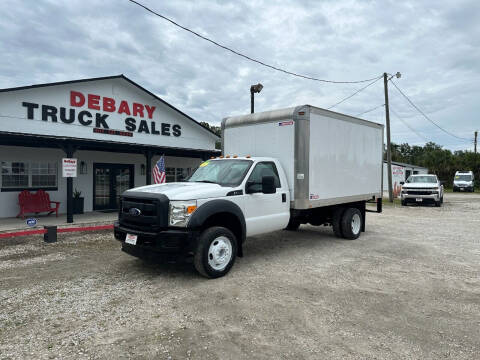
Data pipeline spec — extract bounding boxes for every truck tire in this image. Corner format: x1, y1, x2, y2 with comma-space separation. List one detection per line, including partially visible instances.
194, 226, 237, 279
285, 218, 301, 231
340, 208, 362, 240
401, 200, 406, 206
332, 207, 345, 238
435, 199, 441, 207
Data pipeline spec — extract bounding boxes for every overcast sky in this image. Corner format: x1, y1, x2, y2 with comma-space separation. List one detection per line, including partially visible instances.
1, 0, 478, 150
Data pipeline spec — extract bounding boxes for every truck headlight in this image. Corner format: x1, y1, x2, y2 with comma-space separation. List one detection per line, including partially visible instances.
169, 200, 197, 227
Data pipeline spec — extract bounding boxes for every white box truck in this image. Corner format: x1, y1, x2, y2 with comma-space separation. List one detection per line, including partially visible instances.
114, 105, 384, 278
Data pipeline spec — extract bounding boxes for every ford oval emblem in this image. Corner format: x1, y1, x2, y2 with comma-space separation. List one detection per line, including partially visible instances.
128, 208, 141, 216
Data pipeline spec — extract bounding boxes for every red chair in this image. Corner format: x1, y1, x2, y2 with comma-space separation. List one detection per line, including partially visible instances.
17, 190, 60, 219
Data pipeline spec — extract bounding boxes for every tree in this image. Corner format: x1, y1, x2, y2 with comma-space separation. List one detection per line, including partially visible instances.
200, 122, 221, 150
389, 142, 480, 187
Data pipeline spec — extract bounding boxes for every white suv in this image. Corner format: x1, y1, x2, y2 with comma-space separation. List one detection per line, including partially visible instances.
453, 171, 474, 192
400, 174, 444, 207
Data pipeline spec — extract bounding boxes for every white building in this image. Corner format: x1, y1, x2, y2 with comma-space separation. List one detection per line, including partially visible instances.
383, 161, 428, 191
0, 75, 220, 220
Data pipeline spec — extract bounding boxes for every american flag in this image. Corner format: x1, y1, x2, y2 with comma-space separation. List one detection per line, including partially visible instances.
153, 156, 166, 184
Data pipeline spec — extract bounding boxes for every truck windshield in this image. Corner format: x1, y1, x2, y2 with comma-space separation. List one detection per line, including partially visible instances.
455, 175, 472, 181
188, 159, 253, 187
406, 175, 437, 184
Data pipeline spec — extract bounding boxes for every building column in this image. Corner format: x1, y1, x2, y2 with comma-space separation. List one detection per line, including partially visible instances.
145, 150, 153, 185
63, 144, 76, 223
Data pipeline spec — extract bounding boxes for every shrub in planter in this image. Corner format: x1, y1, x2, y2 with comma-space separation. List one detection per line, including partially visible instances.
73, 189, 84, 214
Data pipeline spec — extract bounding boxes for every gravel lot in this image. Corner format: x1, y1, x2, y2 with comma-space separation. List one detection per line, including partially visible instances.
1, 193, 479, 359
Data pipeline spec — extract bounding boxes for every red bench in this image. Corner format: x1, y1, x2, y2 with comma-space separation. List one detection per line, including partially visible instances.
16, 190, 60, 219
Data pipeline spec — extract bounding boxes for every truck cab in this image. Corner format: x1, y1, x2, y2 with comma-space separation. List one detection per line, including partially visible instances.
115, 157, 291, 278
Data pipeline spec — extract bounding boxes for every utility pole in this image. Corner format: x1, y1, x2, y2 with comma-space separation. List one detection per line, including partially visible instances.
475, 131, 478, 154
384, 73, 393, 202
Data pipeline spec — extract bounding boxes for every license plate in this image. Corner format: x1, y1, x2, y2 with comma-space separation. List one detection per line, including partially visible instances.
460, 188, 464, 191
416, 198, 423, 202
125, 233, 138, 245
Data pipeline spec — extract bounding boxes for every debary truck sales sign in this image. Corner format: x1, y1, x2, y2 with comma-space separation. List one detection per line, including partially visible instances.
0, 77, 217, 151
21, 91, 181, 138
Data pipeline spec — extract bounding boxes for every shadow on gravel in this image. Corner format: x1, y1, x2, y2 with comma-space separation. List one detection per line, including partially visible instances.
242, 226, 348, 261
115, 226, 344, 279
119, 256, 200, 279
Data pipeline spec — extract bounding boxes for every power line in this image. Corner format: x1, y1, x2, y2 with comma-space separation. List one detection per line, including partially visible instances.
389, 79, 472, 142
327, 75, 383, 109
355, 103, 385, 117
127, 0, 381, 84
389, 106, 429, 142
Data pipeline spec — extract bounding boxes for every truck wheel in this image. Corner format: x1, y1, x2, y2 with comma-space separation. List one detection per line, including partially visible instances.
285, 218, 301, 231
401, 200, 406, 206
194, 227, 237, 279
340, 208, 362, 240
332, 207, 344, 238
435, 200, 441, 207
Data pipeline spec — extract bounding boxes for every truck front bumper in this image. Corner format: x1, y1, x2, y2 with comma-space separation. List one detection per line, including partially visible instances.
401, 193, 440, 204
114, 222, 198, 261
453, 185, 473, 192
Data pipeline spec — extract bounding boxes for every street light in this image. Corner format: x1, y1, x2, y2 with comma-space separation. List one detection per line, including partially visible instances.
250, 83, 263, 113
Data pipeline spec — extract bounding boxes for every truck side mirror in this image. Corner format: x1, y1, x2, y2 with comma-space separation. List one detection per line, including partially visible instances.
262, 176, 276, 194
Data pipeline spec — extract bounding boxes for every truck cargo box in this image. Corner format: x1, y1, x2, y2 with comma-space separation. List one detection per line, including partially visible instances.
222, 105, 384, 210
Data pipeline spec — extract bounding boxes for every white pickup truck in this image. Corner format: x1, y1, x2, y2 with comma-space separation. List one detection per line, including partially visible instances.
400, 174, 444, 206
114, 105, 384, 278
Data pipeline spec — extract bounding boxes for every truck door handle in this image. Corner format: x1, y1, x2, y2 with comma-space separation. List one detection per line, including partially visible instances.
282, 193, 286, 203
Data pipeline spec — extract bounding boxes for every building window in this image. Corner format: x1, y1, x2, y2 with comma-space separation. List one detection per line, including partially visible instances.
166, 167, 176, 183
177, 168, 191, 182
164, 167, 192, 182
1, 161, 58, 190
1, 162, 29, 188
31, 162, 58, 187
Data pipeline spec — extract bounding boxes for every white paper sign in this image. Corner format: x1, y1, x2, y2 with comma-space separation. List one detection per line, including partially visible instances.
62, 158, 77, 177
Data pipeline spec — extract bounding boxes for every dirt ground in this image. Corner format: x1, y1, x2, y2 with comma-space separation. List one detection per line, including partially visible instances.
1, 193, 479, 359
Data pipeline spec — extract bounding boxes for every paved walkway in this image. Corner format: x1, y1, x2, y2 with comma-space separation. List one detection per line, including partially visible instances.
0, 211, 117, 232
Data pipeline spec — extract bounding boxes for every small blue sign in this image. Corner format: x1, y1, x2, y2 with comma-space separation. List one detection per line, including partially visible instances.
26, 218, 37, 227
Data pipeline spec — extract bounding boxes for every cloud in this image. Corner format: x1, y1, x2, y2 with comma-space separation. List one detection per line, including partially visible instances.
0, 0, 478, 151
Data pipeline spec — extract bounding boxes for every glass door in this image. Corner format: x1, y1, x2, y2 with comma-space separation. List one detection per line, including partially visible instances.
115, 167, 132, 208
93, 163, 134, 211
94, 167, 111, 210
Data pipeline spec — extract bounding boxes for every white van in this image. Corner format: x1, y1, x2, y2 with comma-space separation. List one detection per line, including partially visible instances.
453, 171, 475, 192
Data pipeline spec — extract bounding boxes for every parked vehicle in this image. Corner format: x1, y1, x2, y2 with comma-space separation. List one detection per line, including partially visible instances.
400, 174, 444, 206
453, 171, 474, 192
114, 105, 384, 278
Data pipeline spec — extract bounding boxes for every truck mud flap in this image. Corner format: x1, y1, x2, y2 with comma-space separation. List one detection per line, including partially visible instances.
366, 198, 382, 213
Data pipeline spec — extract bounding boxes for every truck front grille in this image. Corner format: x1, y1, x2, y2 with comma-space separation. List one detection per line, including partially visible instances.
404, 190, 433, 195
119, 195, 169, 230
